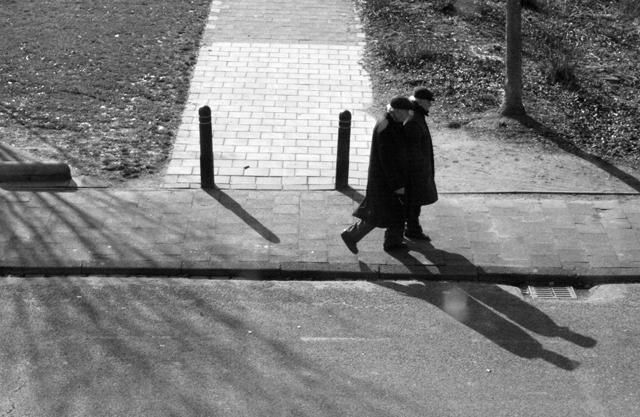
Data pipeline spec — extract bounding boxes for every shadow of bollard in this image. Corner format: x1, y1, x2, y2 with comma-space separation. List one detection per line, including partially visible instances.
204, 189, 280, 244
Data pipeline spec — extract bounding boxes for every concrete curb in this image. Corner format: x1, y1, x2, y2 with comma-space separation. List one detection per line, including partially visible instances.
0, 161, 72, 182
2, 262, 639, 287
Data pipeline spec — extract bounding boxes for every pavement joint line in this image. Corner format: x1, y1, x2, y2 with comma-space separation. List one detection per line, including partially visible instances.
4, 185, 640, 197
154, 188, 640, 196
440, 191, 640, 196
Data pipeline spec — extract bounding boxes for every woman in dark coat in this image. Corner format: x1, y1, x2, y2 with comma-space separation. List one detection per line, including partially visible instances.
403, 87, 438, 240
341, 96, 414, 253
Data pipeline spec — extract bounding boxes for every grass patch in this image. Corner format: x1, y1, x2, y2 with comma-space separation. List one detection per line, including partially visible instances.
0, 0, 212, 182
356, 0, 640, 169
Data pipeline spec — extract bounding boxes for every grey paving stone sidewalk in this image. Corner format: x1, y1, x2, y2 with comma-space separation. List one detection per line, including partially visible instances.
2, 187, 639, 283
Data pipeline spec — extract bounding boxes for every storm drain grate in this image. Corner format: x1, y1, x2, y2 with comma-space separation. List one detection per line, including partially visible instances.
526, 286, 577, 299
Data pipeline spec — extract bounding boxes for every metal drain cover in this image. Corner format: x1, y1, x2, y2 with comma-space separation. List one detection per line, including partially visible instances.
526, 286, 577, 299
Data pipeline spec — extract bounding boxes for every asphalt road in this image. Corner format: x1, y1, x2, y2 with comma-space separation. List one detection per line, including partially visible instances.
1, 278, 638, 417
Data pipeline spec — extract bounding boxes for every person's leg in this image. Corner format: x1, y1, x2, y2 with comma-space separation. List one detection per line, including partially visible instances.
405, 204, 423, 233
384, 221, 407, 251
341, 220, 375, 254
405, 204, 431, 240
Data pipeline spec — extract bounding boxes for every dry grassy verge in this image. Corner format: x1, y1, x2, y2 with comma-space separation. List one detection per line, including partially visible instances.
0, 0, 212, 183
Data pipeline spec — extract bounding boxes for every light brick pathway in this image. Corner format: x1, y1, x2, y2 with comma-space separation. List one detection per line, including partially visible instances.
163, 0, 375, 190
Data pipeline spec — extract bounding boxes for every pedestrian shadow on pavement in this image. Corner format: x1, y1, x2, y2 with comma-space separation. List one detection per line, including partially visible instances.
379, 241, 596, 371
515, 114, 640, 192
204, 189, 280, 243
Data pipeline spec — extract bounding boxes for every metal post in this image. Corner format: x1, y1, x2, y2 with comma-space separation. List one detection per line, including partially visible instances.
335, 110, 351, 190
199, 105, 215, 189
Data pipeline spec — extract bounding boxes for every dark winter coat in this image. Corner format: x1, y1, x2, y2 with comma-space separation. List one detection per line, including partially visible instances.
353, 113, 408, 227
404, 103, 438, 206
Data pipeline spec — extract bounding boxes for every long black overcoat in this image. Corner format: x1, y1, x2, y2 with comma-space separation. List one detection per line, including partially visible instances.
404, 105, 438, 206
353, 114, 408, 227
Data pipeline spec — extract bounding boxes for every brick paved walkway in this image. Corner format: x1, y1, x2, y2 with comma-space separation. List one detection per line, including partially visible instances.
163, 0, 374, 190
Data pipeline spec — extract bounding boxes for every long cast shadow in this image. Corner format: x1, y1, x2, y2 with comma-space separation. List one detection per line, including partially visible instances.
0, 119, 84, 171
204, 188, 280, 243
4, 278, 426, 416
457, 281, 597, 349
379, 241, 597, 371
513, 114, 640, 192
0, 188, 186, 268
337, 185, 365, 204
0, 142, 34, 162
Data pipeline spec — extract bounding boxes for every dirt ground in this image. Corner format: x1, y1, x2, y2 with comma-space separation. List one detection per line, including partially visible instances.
432, 122, 640, 194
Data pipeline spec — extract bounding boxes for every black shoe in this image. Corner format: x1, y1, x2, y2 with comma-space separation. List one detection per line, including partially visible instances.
405, 230, 431, 241
341, 230, 359, 254
383, 242, 408, 252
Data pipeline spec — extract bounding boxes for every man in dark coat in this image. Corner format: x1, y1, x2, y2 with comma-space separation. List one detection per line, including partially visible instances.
403, 87, 438, 240
341, 96, 414, 253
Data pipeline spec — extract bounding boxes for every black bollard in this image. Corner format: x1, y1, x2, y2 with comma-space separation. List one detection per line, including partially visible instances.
199, 105, 215, 189
335, 110, 352, 190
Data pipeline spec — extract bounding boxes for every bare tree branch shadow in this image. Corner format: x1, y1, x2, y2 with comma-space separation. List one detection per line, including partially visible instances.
511, 114, 640, 192
2, 278, 428, 416
0, 142, 39, 162
1, 180, 79, 192
378, 241, 596, 371
204, 188, 280, 243
0, 189, 187, 268
0, 113, 85, 168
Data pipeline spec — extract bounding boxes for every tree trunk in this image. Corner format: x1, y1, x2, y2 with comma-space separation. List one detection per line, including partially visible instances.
500, 0, 526, 117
